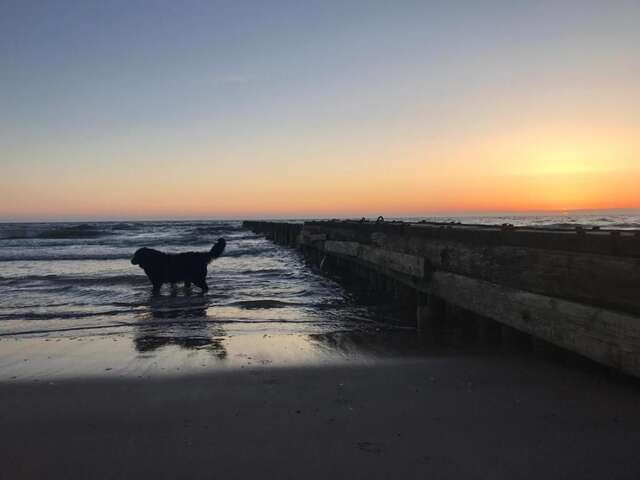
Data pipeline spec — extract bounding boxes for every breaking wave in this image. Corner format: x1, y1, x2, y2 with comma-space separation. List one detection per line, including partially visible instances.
0, 253, 132, 262
1, 223, 109, 240
0, 273, 149, 287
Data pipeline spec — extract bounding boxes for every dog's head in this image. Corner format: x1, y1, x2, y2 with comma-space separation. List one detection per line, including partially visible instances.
131, 247, 155, 267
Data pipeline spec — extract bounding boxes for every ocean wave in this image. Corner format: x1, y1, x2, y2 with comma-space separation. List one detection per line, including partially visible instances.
538, 223, 587, 230
0, 244, 213, 262
227, 233, 262, 241
0, 273, 149, 287
224, 247, 275, 258
0, 221, 241, 241
109, 222, 141, 231
535, 221, 640, 231
237, 268, 287, 275
0, 307, 134, 321
191, 225, 242, 235
0, 253, 132, 262
0, 224, 110, 240
0, 243, 275, 262
609, 222, 640, 229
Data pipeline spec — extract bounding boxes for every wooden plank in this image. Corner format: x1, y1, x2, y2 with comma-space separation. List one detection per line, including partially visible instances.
324, 240, 359, 257
304, 233, 327, 242
325, 241, 424, 278
428, 271, 640, 375
416, 241, 640, 315
359, 245, 424, 278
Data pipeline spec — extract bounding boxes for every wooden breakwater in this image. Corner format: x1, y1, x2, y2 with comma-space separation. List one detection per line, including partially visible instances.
242, 219, 640, 376
244, 221, 303, 247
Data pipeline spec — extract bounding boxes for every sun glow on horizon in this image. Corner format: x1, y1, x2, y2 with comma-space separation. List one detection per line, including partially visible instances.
2, 122, 638, 221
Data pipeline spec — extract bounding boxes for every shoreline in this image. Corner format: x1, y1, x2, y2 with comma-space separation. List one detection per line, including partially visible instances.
3, 356, 640, 479
0, 329, 431, 381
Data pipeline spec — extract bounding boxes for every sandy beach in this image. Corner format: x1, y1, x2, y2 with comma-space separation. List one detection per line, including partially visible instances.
3, 354, 640, 480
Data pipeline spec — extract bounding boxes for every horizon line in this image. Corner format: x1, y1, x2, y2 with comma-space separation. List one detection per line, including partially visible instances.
1, 206, 639, 224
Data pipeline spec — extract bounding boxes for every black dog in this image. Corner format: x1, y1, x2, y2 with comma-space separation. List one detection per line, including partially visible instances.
131, 238, 226, 293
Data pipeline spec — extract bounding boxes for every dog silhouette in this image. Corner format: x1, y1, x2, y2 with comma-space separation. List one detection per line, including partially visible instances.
131, 238, 226, 293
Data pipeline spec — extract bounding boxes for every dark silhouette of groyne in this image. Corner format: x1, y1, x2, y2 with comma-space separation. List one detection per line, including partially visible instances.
243, 219, 640, 376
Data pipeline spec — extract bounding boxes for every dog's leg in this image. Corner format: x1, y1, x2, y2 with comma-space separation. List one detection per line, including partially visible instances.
195, 279, 208, 292
152, 281, 163, 295
184, 281, 191, 289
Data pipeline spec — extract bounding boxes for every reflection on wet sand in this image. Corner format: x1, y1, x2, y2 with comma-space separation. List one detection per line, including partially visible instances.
134, 293, 227, 359
307, 318, 494, 359
308, 329, 425, 359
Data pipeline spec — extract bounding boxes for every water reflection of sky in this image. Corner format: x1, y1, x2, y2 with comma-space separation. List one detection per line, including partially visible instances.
0, 280, 418, 380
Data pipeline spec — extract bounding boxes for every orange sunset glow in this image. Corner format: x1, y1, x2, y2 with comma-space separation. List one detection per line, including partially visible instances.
4, 118, 637, 220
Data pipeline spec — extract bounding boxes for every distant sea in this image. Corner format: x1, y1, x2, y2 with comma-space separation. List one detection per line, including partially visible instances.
392, 211, 640, 230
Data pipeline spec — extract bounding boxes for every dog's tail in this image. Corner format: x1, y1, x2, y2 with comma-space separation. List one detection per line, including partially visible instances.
208, 238, 226, 262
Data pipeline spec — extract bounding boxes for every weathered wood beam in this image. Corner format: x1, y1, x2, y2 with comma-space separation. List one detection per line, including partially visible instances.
324, 240, 425, 278
428, 271, 640, 376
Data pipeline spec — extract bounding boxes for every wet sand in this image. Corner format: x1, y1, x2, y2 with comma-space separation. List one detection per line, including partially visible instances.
3, 355, 640, 479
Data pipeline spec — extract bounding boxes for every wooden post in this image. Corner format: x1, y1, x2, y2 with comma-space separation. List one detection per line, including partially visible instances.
500, 324, 531, 352
417, 293, 445, 344
474, 317, 500, 347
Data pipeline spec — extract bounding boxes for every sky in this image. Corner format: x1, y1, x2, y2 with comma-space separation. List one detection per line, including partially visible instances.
1, 0, 639, 220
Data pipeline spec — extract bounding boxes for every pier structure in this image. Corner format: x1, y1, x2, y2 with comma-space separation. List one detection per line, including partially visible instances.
242, 219, 640, 376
